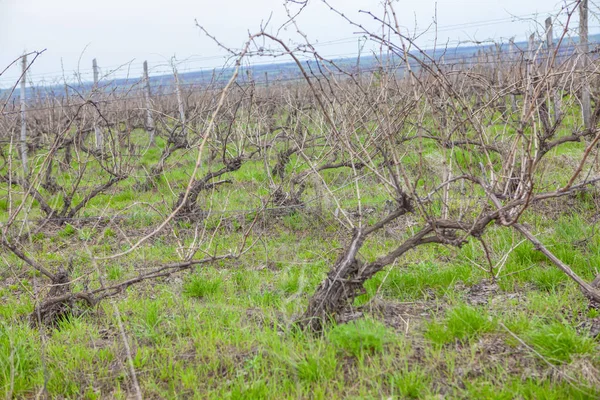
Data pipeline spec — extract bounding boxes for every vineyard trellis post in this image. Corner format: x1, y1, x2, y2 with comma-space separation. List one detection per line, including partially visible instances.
526, 34, 535, 103
579, 0, 591, 129
545, 17, 561, 123
172, 60, 187, 138
265, 71, 269, 98
143, 60, 156, 146
92, 58, 103, 150
20, 54, 28, 175
508, 37, 517, 112
494, 43, 503, 97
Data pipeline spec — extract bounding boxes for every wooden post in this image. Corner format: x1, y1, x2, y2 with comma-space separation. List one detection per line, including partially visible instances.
63, 82, 70, 106
92, 58, 99, 88
143, 61, 156, 146
62, 82, 72, 169
356, 37, 362, 78
545, 17, 561, 123
439, 54, 448, 129
509, 38, 517, 112
20, 54, 28, 175
173, 61, 187, 138
92, 58, 103, 150
545, 17, 554, 58
494, 44, 505, 113
527, 34, 535, 60
495, 44, 503, 87
527, 34, 535, 104
264, 71, 269, 98
579, 0, 591, 129
475, 49, 483, 107
482, 49, 489, 100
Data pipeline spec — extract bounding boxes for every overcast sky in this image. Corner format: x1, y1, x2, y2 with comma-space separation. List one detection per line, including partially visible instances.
0, 0, 592, 87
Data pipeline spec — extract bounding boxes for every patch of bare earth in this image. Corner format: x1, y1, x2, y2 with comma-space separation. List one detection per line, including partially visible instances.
360, 297, 443, 331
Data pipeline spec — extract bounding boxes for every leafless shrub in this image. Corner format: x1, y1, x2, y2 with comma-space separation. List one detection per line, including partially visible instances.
2, 0, 600, 333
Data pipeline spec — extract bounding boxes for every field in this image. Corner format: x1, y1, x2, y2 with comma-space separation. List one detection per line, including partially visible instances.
2, 4, 600, 399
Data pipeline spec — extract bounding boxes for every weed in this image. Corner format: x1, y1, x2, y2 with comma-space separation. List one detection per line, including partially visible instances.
183, 274, 224, 300
295, 353, 338, 383
525, 322, 595, 363
0, 323, 40, 398
106, 265, 124, 280
103, 227, 116, 238
389, 368, 432, 399
531, 267, 567, 291
78, 227, 96, 242
58, 223, 77, 238
426, 304, 495, 345
328, 319, 393, 357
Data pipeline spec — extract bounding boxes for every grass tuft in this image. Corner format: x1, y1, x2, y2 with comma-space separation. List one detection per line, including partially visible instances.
183, 274, 224, 300
426, 304, 495, 345
525, 322, 596, 364
328, 319, 393, 357
389, 368, 432, 399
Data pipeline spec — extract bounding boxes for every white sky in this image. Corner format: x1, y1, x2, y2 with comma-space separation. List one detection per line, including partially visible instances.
0, 0, 592, 87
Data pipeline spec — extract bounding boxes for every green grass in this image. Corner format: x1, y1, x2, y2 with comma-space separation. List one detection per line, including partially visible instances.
327, 318, 394, 357
2, 103, 600, 398
183, 274, 224, 300
388, 367, 432, 399
425, 304, 496, 346
0, 323, 41, 398
525, 322, 596, 364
